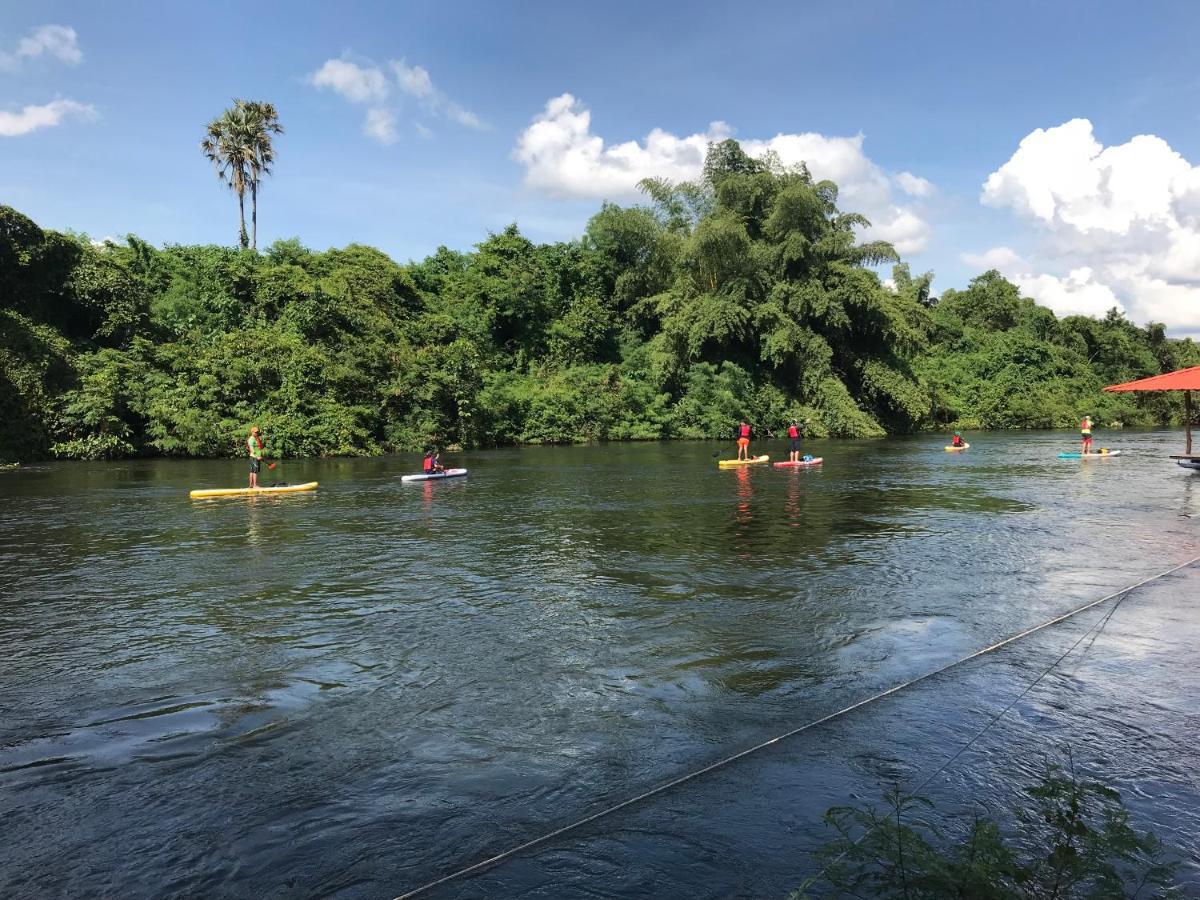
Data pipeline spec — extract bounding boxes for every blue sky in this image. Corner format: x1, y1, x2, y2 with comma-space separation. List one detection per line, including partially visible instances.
4, 1, 1200, 331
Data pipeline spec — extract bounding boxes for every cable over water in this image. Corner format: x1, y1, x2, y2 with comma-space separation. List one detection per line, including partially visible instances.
394, 555, 1200, 900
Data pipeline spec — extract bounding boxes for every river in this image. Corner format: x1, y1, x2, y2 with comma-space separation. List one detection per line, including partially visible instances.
2, 430, 1198, 897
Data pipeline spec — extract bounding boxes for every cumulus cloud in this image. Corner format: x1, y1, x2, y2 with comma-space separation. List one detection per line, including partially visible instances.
308, 55, 483, 143
0, 98, 97, 137
895, 171, 933, 197
363, 107, 398, 144
391, 59, 485, 130
391, 59, 434, 99
513, 93, 932, 253
980, 118, 1200, 333
960, 246, 1025, 272
0, 24, 82, 70
309, 59, 389, 104
1017, 269, 1124, 319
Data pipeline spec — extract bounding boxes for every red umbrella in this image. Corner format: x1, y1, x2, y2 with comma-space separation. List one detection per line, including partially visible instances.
1104, 365, 1200, 457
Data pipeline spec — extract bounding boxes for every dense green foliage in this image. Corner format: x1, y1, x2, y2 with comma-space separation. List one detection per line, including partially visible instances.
2, 140, 1197, 462
796, 758, 1181, 898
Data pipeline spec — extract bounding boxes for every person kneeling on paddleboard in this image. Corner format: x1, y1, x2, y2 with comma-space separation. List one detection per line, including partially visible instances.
422, 448, 445, 475
735, 420, 752, 461
951, 432, 966, 448
1080, 415, 1094, 454
248, 426, 265, 488
787, 420, 803, 462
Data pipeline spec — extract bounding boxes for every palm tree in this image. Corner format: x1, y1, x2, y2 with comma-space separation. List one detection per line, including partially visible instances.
201, 103, 253, 248
240, 101, 283, 251
200, 100, 283, 250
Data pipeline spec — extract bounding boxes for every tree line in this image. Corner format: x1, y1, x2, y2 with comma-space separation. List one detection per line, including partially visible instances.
2, 138, 1197, 462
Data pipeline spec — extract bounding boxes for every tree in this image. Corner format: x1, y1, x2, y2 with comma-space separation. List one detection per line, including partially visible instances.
201, 100, 283, 250
240, 101, 283, 251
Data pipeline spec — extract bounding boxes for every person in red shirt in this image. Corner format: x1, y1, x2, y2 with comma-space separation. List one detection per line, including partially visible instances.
735, 420, 752, 460
422, 449, 444, 475
787, 420, 803, 462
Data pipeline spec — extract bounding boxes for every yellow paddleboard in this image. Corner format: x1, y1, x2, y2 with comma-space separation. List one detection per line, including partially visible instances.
718, 455, 770, 468
944, 443, 969, 452
189, 481, 319, 499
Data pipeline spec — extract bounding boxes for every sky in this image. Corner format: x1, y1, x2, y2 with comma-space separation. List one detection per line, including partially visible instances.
4, 0, 1200, 333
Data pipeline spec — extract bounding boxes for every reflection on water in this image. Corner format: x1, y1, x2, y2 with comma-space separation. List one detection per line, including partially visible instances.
1, 430, 1198, 897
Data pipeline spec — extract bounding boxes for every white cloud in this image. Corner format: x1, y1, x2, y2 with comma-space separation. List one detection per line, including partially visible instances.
363, 107, 398, 144
391, 59, 434, 99
513, 94, 932, 253
1, 24, 82, 70
308, 56, 484, 140
981, 118, 1200, 333
0, 99, 97, 137
514, 94, 723, 197
390, 58, 484, 130
1017, 269, 1123, 319
895, 171, 933, 197
445, 103, 483, 129
414, 122, 433, 140
308, 59, 389, 104
960, 246, 1024, 272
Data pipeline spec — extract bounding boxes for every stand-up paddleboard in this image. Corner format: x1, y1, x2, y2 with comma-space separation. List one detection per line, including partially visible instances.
401, 468, 468, 482
944, 443, 969, 452
190, 481, 318, 499
1057, 450, 1121, 458
718, 455, 769, 468
773, 457, 823, 468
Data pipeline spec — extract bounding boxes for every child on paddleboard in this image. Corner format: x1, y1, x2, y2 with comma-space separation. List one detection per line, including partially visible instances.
951, 432, 966, 448
735, 420, 752, 460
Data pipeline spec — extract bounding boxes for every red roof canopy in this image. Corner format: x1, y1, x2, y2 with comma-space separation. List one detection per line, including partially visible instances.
1104, 365, 1200, 392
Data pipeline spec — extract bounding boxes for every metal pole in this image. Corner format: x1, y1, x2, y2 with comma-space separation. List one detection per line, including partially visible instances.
1186, 390, 1193, 456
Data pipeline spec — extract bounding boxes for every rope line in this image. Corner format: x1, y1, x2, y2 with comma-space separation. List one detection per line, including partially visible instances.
809, 580, 1133, 891
394, 555, 1200, 900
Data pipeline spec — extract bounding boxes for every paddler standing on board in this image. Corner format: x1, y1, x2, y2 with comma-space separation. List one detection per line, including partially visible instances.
1080, 415, 1094, 455
247, 426, 265, 488
787, 419, 803, 463
735, 419, 752, 461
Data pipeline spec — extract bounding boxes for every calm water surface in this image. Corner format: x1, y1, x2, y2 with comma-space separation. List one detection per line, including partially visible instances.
2, 431, 1198, 897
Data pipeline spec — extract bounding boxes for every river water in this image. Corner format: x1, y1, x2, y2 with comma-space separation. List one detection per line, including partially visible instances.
2, 431, 1198, 897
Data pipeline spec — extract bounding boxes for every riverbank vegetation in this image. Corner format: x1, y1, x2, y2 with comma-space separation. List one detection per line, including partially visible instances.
796, 757, 1182, 898
3, 140, 1197, 461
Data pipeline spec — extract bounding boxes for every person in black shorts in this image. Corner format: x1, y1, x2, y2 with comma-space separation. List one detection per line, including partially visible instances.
787, 420, 802, 462
247, 426, 265, 488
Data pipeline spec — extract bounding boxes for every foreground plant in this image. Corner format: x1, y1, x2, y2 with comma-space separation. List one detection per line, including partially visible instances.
794, 756, 1181, 898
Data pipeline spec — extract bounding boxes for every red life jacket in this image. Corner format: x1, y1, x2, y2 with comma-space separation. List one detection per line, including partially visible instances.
423, 455, 434, 472
787, 425, 799, 439
738, 423, 751, 438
